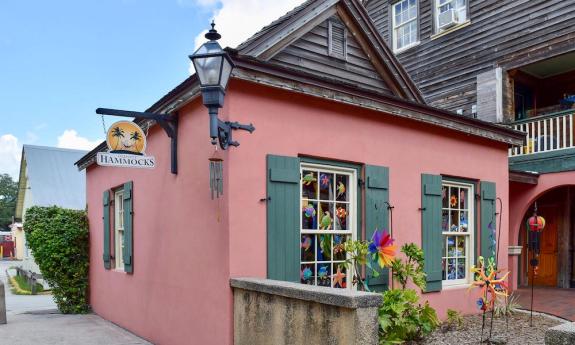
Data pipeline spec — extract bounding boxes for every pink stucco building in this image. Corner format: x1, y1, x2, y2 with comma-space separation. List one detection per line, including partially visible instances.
76, 0, 525, 343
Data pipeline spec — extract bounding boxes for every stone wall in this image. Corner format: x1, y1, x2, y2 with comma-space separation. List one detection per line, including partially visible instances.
230, 278, 382, 345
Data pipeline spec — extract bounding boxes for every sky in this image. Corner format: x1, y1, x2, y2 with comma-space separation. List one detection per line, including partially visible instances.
0, 0, 304, 179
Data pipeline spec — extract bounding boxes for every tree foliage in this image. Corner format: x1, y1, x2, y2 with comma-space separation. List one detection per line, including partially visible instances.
0, 173, 18, 229
24, 206, 90, 313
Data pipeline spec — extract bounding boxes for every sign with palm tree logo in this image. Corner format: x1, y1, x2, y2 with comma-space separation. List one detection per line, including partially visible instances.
96, 121, 156, 169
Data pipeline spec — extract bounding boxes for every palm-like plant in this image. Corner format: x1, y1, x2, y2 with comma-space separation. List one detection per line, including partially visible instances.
130, 131, 142, 152
111, 127, 125, 150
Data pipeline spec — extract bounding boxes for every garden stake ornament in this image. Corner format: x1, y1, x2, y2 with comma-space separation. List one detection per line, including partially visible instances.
526, 202, 545, 326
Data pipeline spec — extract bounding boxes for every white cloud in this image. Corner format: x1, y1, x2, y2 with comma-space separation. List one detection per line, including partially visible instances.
189, 0, 305, 74
57, 130, 101, 151
0, 134, 22, 180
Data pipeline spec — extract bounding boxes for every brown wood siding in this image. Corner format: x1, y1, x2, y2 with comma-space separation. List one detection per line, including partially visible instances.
365, 0, 575, 120
270, 16, 393, 95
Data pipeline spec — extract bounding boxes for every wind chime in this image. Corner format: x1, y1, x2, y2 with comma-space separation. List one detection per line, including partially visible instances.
527, 202, 546, 326
209, 148, 223, 200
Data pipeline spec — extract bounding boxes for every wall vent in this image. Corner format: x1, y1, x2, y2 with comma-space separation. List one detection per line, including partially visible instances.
328, 20, 347, 60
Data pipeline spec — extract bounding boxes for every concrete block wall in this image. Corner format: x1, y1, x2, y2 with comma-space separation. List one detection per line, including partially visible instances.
230, 278, 382, 345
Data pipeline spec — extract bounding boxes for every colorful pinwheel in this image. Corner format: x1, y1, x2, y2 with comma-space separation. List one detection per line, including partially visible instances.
468, 256, 510, 312
368, 229, 396, 268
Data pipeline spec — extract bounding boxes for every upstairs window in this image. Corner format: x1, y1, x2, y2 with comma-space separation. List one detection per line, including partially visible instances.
435, 0, 468, 34
392, 0, 418, 52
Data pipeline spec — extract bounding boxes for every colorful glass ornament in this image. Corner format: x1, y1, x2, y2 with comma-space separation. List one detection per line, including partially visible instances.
301, 267, 312, 281
368, 229, 396, 268
301, 236, 312, 250
337, 181, 346, 199
302, 172, 316, 186
450, 195, 457, 207
336, 206, 347, 220
528, 215, 546, 232
332, 266, 346, 288
303, 204, 316, 218
319, 173, 330, 189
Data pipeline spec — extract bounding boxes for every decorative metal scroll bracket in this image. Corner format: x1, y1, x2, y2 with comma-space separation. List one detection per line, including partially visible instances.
96, 108, 179, 174
216, 118, 255, 150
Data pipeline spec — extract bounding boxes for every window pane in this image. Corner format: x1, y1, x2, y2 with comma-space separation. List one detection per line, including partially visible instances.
333, 235, 347, 261
318, 202, 334, 230
317, 263, 331, 287
302, 170, 318, 199
459, 211, 469, 232
442, 210, 449, 231
447, 236, 456, 256
442, 258, 447, 280
460, 187, 468, 209
335, 203, 349, 230
449, 210, 459, 232
301, 235, 315, 262
302, 201, 318, 229
335, 175, 348, 202
442, 186, 448, 208
318, 234, 332, 261
449, 187, 458, 208
457, 259, 466, 279
301, 264, 315, 285
319, 172, 334, 201
447, 258, 456, 280
457, 236, 466, 256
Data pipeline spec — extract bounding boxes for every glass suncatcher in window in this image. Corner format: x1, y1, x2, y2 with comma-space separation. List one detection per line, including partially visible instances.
392, 0, 418, 51
441, 182, 474, 286
300, 164, 355, 289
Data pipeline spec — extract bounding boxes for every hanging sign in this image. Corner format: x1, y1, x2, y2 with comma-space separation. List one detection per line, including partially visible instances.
96, 121, 156, 169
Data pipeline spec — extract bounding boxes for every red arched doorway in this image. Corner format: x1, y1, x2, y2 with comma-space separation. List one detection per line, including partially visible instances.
518, 186, 575, 288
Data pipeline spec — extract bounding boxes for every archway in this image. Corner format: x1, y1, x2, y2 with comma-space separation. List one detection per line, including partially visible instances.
516, 186, 575, 288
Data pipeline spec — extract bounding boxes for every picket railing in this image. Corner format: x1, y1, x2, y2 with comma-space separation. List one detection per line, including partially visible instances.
509, 110, 575, 157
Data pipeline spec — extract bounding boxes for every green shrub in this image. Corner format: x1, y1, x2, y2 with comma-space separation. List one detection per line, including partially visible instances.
379, 244, 439, 344
494, 292, 522, 318
443, 309, 464, 332
24, 206, 89, 313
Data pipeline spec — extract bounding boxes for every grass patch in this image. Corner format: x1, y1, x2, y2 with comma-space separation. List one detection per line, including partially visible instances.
9, 275, 44, 295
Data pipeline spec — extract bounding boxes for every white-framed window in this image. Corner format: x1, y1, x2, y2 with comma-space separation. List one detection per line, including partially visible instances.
441, 181, 474, 287
300, 163, 356, 289
114, 189, 125, 271
392, 0, 418, 52
435, 0, 468, 33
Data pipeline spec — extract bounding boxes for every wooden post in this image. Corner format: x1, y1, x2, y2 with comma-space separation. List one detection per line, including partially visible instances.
0, 281, 6, 324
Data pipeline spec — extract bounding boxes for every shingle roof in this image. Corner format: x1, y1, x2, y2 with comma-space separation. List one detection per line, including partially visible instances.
22, 145, 88, 210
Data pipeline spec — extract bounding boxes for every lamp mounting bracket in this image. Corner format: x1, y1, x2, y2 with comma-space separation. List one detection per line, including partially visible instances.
96, 108, 179, 175
216, 118, 255, 150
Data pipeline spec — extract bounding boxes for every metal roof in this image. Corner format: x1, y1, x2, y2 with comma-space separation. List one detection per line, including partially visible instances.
18, 145, 88, 212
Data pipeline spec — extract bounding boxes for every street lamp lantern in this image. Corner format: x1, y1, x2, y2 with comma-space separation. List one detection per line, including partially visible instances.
189, 22, 253, 149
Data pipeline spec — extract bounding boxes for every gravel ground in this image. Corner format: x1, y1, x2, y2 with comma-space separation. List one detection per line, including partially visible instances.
420, 311, 564, 345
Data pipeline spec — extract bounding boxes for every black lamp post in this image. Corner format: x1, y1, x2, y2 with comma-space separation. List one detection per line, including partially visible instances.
190, 22, 254, 149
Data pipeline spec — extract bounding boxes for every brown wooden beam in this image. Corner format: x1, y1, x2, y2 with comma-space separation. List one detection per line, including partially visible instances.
509, 170, 539, 185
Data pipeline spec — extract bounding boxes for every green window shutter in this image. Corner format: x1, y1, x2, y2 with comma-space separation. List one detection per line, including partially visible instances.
421, 174, 443, 292
123, 181, 134, 274
480, 181, 496, 262
267, 155, 300, 282
103, 190, 111, 270
365, 165, 390, 292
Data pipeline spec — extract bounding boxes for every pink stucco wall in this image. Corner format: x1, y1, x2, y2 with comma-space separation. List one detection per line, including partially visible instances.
87, 78, 512, 344
224, 80, 510, 318
87, 100, 233, 345
508, 171, 575, 290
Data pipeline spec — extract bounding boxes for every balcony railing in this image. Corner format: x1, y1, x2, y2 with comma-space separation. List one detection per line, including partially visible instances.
509, 109, 575, 157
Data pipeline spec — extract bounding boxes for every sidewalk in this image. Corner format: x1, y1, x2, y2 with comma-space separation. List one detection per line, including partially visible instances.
0, 260, 151, 345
